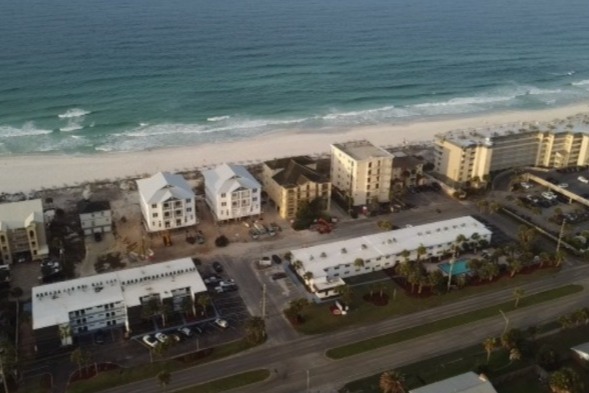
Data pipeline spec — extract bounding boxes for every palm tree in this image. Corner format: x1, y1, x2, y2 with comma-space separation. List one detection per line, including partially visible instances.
559, 315, 574, 330
509, 347, 522, 363
245, 316, 267, 344
354, 258, 365, 269
482, 262, 499, 281
454, 234, 467, 254
549, 367, 584, 393
335, 284, 353, 306
501, 328, 522, 350
197, 293, 211, 316
416, 245, 427, 262
538, 251, 550, 268
156, 370, 172, 392
488, 201, 501, 214
292, 260, 303, 271
476, 200, 489, 214
483, 337, 496, 362
303, 271, 314, 282
470, 233, 480, 253
428, 270, 444, 294
554, 250, 565, 268
400, 250, 411, 263
181, 295, 194, 317
70, 348, 84, 376
379, 370, 406, 393
517, 225, 536, 251
508, 258, 523, 277
287, 298, 309, 321
513, 288, 525, 308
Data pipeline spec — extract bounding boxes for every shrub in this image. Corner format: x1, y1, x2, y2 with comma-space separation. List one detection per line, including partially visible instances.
215, 235, 229, 247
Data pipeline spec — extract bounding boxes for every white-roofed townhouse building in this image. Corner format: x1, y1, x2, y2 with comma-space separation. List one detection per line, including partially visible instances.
290, 216, 491, 299
202, 164, 261, 222
136, 172, 198, 232
32, 257, 207, 353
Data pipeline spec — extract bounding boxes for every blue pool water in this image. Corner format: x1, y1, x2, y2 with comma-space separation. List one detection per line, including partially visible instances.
438, 260, 471, 276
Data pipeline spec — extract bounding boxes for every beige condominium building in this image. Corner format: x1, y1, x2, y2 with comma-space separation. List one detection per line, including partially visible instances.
262, 156, 331, 220
331, 140, 393, 207
434, 123, 589, 186
0, 199, 49, 265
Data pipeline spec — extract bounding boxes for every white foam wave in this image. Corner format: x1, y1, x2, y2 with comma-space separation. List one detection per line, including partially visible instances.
59, 125, 84, 132
413, 95, 513, 108
58, 108, 91, 119
572, 80, 589, 86
207, 116, 230, 122
139, 122, 149, 127
0, 122, 52, 138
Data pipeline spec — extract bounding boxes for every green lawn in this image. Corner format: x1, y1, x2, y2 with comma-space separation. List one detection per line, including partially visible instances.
340, 323, 589, 393
174, 369, 270, 393
296, 267, 561, 335
326, 284, 583, 359
66, 339, 259, 393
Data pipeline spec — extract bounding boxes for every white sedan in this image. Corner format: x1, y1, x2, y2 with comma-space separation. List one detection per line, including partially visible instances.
579, 176, 589, 184
155, 332, 169, 343
142, 335, 159, 348
214, 318, 229, 329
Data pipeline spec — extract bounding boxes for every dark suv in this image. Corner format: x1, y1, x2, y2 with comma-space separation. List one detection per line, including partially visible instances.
212, 261, 223, 273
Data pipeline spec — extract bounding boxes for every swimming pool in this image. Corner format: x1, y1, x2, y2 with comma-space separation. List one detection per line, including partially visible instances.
438, 259, 471, 276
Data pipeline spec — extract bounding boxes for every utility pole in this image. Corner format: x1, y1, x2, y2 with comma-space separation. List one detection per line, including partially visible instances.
306, 369, 310, 393
261, 284, 267, 319
556, 219, 566, 253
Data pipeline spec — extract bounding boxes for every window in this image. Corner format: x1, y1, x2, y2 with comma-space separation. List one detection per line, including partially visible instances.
221, 202, 227, 207
152, 213, 158, 218
151, 204, 157, 208
253, 188, 258, 193
186, 207, 192, 212
186, 198, 191, 203
221, 193, 226, 198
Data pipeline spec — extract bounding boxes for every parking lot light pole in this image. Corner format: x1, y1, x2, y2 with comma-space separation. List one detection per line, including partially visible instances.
556, 219, 566, 253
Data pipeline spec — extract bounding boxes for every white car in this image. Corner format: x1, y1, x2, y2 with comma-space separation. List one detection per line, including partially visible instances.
178, 327, 193, 338
214, 318, 228, 329
520, 182, 533, 190
155, 332, 168, 343
558, 183, 569, 189
579, 176, 589, 184
541, 191, 556, 200
142, 335, 159, 348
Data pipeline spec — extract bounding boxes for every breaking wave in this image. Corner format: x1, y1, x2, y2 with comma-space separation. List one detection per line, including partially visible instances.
58, 108, 91, 119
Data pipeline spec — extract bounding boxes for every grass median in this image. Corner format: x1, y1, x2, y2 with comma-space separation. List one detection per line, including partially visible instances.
326, 284, 582, 359
174, 369, 270, 393
296, 267, 561, 335
67, 339, 259, 393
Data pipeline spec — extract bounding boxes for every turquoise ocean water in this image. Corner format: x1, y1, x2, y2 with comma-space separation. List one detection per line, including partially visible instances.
1, 0, 589, 155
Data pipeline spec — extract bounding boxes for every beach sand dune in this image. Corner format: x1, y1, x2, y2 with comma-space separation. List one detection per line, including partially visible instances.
2, 103, 588, 193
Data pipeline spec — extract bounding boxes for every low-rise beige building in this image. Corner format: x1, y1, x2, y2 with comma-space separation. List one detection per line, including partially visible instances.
391, 151, 424, 187
434, 123, 589, 186
0, 199, 49, 264
262, 156, 331, 220
331, 140, 393, 207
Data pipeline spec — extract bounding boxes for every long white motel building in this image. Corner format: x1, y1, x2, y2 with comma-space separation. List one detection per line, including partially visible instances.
290, 216, 491, 299
32, 258, 206, 349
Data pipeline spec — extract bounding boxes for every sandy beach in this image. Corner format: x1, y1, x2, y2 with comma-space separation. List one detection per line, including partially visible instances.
2, 102, 589, 194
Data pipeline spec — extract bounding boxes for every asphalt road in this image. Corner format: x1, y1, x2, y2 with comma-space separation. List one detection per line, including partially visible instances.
98, 262, 589, 393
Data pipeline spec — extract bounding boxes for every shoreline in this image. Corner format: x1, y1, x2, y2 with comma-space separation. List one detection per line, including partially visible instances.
2, 102, 589, 194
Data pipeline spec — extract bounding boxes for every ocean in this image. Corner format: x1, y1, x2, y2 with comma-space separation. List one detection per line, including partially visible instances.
1, 0, 589, 156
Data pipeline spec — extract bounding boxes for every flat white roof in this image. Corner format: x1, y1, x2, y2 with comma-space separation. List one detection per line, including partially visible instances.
32, 257, 206, 330
409, 372, 498, 393
0, 199, 44, 230
332, 140, 393, 161
435, 114, 589, 148
291, 216, 491, 277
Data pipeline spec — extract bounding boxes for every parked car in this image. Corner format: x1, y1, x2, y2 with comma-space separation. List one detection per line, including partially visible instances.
271, 272, 287, 280
193, 326, 203, 335
142, 335, 159, 348
558, 183, 569, 189
203, 274, 222, 285
212, 261, 223, 273
171, 333, 182, 342
249, 228, 260, 240
155, 332, 168, 343
520, 182, 533, 190
214, 318, 229, 329
259, 256, 272, 267
579, 176, 589, 184
271, 254, 282, 264
269, 223, 282, 232
178, 327, 193, 338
